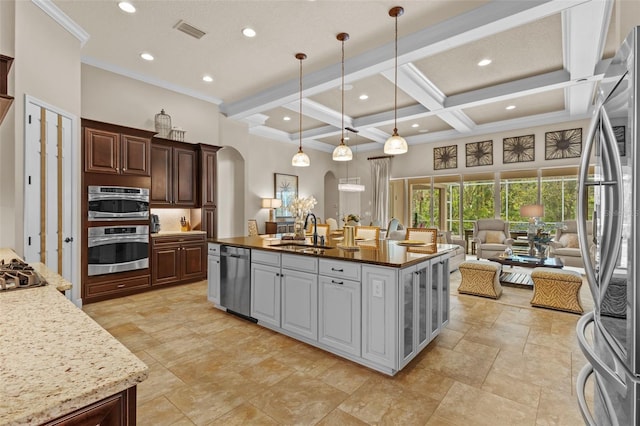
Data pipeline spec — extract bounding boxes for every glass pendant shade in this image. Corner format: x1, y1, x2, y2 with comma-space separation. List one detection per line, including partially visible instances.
291, 148, 310, 167
332, 142, 353, 161
338, 183, 365, 192
384, 131, 408, 155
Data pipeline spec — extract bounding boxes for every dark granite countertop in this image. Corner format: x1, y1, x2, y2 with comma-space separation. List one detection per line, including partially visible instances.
208, 235, 456, 268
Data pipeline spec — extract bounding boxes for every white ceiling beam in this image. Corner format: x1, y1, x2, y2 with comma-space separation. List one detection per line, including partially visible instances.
282, 98, 352, 130
242, 113, 269, 128
561, 0, 613, 116
222, 0, 589, 120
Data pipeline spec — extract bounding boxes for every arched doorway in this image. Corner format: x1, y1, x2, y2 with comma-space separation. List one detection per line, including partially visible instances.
217, 146, 245, 238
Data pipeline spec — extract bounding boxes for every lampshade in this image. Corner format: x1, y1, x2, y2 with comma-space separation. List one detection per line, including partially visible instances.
384, 131, 408, 155
332, 142, 353, 161
520, 204, 544, 218
261, 198, 282, 209
338, 183, 365, 192
291, 148, 310, 167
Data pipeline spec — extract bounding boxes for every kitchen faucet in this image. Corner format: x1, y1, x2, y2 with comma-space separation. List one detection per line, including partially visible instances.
304, 213, 318, 246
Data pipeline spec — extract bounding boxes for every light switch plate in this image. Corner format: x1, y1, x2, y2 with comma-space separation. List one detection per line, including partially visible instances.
373, 281, 383, 298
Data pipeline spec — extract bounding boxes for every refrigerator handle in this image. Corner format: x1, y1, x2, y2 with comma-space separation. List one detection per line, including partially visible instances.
576, 312, 627, 393
576, 364, 597, 426
597, 109, 624, 301
577, 109, 601, 304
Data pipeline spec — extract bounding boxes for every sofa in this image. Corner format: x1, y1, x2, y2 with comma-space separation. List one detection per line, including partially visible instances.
549, 220, 593, 268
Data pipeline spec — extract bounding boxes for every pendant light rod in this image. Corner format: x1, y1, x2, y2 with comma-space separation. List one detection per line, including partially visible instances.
333, 32, 353, 162
384, 6, 408, 155
292, 52, 310, 167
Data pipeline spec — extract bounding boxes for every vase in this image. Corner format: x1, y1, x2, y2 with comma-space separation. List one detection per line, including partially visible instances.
294, 217, 306, 239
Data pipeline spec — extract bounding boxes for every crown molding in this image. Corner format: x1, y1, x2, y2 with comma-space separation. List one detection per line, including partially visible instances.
32, 0, 90, 46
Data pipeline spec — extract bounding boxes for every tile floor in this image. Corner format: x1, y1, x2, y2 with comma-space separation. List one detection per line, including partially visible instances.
83, 269, 593, 425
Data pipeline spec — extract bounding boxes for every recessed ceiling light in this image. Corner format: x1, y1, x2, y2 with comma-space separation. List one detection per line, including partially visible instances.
118, 1, 136, 13
202, 75, 213, 83
478, 58, 492, 67
359, 94, 369, 100
283, 116, 291, 121
411, 123, 419, 128
140, 52, 154, 61
419, 129, 429, 133
242, 27, 256, 38
505, 105, 516, 110
344, 136, 350, 141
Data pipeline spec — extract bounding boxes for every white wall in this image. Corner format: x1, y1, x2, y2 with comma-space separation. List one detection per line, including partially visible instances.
0, 1, 82, 256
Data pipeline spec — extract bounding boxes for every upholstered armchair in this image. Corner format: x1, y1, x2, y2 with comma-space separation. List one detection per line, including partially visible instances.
472, 219, 514, 260
549, 220, 593, 268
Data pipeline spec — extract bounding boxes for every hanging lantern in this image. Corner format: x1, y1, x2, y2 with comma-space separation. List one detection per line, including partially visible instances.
154, 109, 171, 137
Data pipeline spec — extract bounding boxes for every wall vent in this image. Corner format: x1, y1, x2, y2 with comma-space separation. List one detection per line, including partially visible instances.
174, 20, 206, 39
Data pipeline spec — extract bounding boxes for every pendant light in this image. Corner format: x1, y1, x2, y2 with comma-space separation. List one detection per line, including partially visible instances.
292, 53, 310, 167
338, 127, 365, 192
383, 6, 408, 155
332, 32, 353, 162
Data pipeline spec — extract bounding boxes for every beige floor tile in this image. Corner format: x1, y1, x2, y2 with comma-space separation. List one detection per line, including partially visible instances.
250, 373, 349, 424
137, 362, 187, 404
339, 376, 439, 424
490, 350, 573, 394
453, 338, 500, 360
237, 356, 295, 387
433, 381, 537, 425
536, 386, 585, 425
434, 327, 465, 349
165, 383, 247, 425
205, 402, 278, 425
316, 359, 379, 394
481, 368, 541, 408
418, 345, 496, 387
393, 362, 455, 402
315, 408, 370, 425
463, 324, 528, 353
137, 395, 185, 426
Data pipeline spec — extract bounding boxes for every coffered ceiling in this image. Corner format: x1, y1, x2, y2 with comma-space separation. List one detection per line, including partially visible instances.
52, 0, 620, 153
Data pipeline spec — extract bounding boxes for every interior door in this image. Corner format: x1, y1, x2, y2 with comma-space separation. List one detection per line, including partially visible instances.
24, 96, 77, 300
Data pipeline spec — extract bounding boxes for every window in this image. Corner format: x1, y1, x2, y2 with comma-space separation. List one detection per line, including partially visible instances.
499, 170, 538, 231
462, 173, 495, 233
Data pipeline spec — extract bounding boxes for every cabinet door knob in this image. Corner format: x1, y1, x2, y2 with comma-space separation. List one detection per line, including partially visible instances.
117, 284, 125, 288
331, 280, 344, 285
331, 267, 344, 272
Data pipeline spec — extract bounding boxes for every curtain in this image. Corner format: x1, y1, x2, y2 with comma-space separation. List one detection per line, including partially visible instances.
370, 158, 390, 228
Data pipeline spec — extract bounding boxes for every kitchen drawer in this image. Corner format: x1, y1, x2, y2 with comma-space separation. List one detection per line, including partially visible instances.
282, 253, 318, 273
153, 233, 205, 246
208, 243, 220, 256
252, 249, 281, 267
319, 259, 361, 281
86, 275, 150, 297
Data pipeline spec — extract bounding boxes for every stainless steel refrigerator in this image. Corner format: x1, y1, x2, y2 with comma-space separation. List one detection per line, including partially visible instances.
576, 26, 640, 425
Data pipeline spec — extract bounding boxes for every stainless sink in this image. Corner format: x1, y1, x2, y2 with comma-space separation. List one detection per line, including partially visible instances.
270, 243, 333, 253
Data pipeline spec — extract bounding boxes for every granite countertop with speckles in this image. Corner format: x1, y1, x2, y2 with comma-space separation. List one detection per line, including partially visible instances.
0, 249, 148, 425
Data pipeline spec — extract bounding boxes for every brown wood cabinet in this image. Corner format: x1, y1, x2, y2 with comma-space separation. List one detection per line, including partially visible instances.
44, 386, 137, 426
199, 144, 221, 238
83, 119, 153, 176
151, 233, 206, 286
150, 138, 197, 207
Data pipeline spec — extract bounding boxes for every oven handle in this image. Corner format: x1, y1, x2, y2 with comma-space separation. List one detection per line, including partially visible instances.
88, 211, 149, 219
88, 235, 149, 247
88, 194, 149, 202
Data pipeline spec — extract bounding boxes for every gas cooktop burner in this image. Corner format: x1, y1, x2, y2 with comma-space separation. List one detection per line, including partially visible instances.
0, 259, 47, 291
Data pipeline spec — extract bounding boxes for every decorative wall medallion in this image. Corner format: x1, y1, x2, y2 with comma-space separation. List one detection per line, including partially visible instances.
613, 126, 625, 156
503, 134, 535, 163
465, 140, 493, 167
433, 145, 457, 170
544, 128, 582, 159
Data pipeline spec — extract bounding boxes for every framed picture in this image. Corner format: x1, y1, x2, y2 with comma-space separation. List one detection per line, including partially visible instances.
433, 145, 457, 170
274, 173, 298, 217
503, 135, 535, 163
544, 128, 582, 160
613, 126, 625, 156
465, 140, 493, 167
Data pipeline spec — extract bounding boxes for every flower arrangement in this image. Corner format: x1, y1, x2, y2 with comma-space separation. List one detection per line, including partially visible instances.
343, 214, 360, 223
287, 196, 317, 219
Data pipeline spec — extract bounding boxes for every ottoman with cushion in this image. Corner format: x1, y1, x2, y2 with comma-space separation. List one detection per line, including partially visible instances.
458, 260, 503, 299
530, 267, 583, 314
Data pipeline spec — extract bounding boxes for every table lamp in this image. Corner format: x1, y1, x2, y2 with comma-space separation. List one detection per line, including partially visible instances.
261, 198, 282, 222
520, 204, 544, 256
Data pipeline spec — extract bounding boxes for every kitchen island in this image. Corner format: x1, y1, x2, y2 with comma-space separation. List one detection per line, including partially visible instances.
0, 249, 148, 425
207, 236, 455, 375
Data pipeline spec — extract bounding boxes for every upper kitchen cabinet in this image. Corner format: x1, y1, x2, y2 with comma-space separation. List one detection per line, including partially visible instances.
151, 137, 197, 207
82, 119, 154, 176
199, 144, 221, 238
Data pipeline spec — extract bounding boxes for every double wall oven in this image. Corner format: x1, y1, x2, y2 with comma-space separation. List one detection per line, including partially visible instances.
86, 185, 150, 277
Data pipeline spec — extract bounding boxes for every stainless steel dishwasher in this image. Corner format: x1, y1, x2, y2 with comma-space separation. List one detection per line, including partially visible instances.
220, 245, 255, 321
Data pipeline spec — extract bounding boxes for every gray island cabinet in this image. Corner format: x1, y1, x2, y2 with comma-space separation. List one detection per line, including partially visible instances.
207, 237, 452, 375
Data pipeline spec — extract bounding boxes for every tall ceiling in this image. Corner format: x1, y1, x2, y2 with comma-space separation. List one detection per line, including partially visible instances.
53, 0, 619, 153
